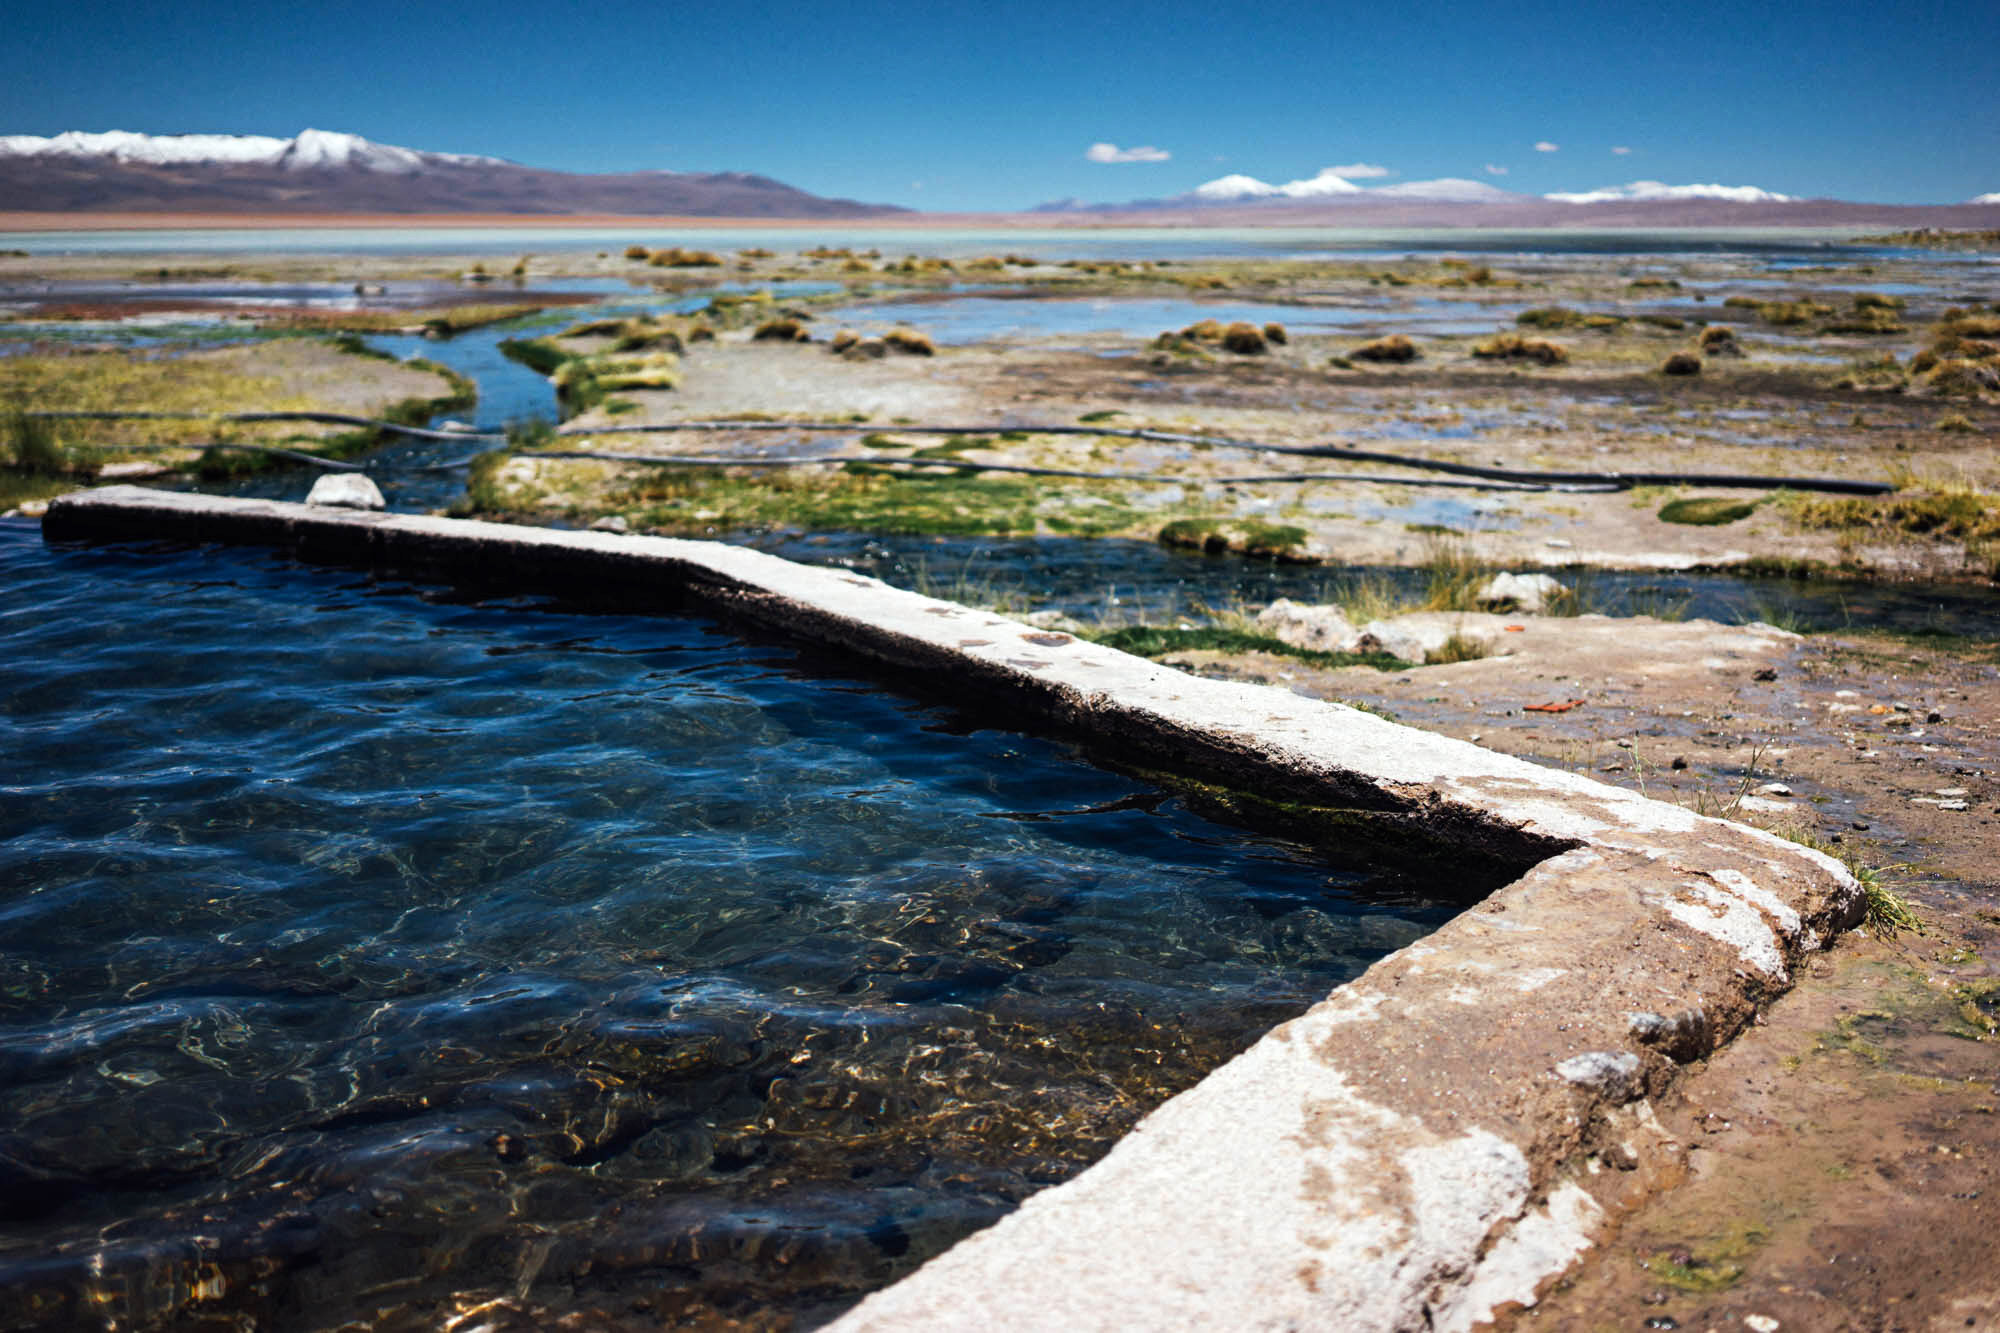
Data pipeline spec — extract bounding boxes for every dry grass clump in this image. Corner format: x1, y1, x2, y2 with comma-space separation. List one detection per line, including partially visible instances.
1220, 322, 1268, 354
829, 329, 861, 353
1180, 319, 1225, 343
841, 338, 889, 360
885, 256, 955, 275
0, 350, 314, 448
1907, 313, 2000, 395
1516, 306, 1588, 329
1349, 335, 1418, 363
752, 318, 812, 343
1262, 322, 1289, 345
1783, 479, 2000, 545
1471, 334, 1568, 365
687, 324, 715, 344
623, 245, 650, 261
561, 316, 630, 338
1853, 292, 1905, 312
1660, 352, 1703, 376
552, 351, 680, 409
1698, 325, 1745, 356
647, 247, 724, 268
1629, 276, 1681, 289
884, 329, 935, 356
613, 326, 683, 355
1823, 304, 1908, 335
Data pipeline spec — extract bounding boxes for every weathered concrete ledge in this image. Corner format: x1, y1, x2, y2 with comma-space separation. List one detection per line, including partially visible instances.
43, 487, 1861, 1331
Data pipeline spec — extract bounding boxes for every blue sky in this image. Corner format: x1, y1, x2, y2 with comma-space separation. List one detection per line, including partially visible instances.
6, 0, 1996, 209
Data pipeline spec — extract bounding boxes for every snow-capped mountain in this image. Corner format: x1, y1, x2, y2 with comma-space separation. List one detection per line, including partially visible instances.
0, 128, 903, 217
1192, 168, 1366, 200
1545, 180, 1794, 205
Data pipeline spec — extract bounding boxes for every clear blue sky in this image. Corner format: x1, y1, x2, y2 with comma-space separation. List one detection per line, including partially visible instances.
6, 0, 1996, 209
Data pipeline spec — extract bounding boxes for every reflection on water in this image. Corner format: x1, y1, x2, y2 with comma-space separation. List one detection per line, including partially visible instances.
0, 525, 1464, 1329
753, 532, 2000, 639
820, 293, 1514, 344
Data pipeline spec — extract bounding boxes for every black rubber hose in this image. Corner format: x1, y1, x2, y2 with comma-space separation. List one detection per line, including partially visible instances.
525, 449, 1611, 492
549, 420, 1896, 495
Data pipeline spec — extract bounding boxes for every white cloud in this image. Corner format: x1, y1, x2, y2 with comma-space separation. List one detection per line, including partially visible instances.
1318, 162, 1391, 180
1611, 146, 1632, 155
1484, 163, 1509, 176
1086, 141, 1170, 164
1973, 191, 2000, 204
1534, 141, 1560, 153
1545, 180, 1794, 204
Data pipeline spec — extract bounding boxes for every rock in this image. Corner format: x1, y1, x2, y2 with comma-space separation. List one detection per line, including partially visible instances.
1475, 572, 1569, 613
1555, 1051, 1641, 1100
590, 515, 630, 533
437, 419, 478, 434
1758, 783, 1793, 796
1255, 599, 1356, 652
1344, 615, 1496, 665
305, 473, 385, 510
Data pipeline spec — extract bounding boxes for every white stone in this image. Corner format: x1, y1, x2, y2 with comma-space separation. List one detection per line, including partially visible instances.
1255, 598, 1355, 653
1477, 572, 1570, 613
304, 473, 385, 509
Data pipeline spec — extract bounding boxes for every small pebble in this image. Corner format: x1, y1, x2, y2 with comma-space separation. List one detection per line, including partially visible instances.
1745, 1316, 1780, 1333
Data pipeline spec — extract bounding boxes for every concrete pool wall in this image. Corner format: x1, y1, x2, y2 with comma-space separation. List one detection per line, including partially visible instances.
42, 486, 1861, 1331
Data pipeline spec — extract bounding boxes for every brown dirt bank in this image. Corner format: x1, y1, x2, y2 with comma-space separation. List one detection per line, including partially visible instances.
1170, 620, 2000, 1330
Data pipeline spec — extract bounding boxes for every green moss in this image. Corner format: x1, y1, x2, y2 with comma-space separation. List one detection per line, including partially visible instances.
1091, 625, 1411, 670
1661, 496, 1757, 525
1647, 1223, 1768, 1293
1158, 517, 1313, 561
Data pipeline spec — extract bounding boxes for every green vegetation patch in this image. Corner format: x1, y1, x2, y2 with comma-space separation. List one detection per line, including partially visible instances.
1090, 625, 1410, 671
1660, 496, 1758, 525
1158, 517, 1314, 561
1782, 483, 2000, 544
1646, 1223, 1769, 1293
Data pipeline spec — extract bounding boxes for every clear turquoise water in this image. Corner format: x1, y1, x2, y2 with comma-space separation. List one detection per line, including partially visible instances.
0, 524, 1465, 1329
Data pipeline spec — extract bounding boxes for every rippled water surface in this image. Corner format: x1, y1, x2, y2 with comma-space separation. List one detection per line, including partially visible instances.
0, 523, 1467, 1329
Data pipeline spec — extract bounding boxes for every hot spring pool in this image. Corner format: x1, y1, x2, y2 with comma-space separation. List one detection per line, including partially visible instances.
0, 521, 1472, 1328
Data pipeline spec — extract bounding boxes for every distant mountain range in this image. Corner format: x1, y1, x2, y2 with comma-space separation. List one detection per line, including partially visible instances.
1030, 168, 2000, 228
4, 130, 1997, 227
0, 129, 906, 217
